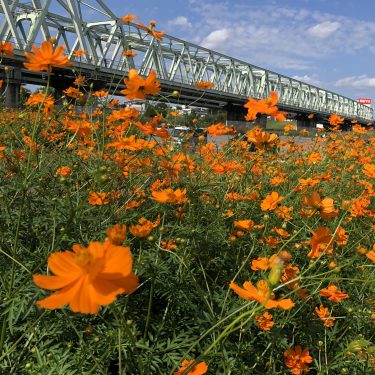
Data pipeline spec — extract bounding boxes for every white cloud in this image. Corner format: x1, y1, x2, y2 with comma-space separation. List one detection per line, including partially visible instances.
184, 1, 375, 67
168, 16, 192, 28
307, 21, 341, 38
201, 28, 230, 50
292, 74, 322, 86
334, 75, 375, 89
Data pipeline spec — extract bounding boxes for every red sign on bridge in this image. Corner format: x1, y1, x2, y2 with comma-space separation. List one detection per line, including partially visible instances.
356, 98, 372, 106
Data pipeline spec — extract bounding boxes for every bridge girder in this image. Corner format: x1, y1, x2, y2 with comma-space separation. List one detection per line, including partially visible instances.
0, 0, 373, 122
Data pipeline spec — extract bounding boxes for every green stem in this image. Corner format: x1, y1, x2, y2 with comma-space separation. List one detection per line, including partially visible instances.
143, 281, 154, 340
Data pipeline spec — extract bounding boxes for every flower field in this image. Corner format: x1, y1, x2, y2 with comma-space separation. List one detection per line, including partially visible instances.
0, 35, 374, 375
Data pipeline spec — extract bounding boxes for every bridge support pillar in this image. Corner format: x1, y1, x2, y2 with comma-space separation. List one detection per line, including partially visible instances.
53, 87, 65, 105
224, 102, 249, 129
4, 82, 21, 108
255, 115, 267, 129
296, 118, 316, 130
2, 68, 22, 108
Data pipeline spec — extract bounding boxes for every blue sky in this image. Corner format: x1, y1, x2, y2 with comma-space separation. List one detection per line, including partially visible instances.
103, 0, 375, 107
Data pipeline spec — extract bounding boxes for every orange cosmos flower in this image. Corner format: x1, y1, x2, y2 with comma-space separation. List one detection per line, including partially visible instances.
64, 87, 82, 99
54, 166, 71, 177
122, 49, 138, 57
234, 219, 254, 232
363, 164, 375, 179
334, 226, 348, 246
244, 91, 286, 122
195, 81, 214, 89
320, 284, 349, 302
352, 124, 368, 134
205, 122, 232, 135
275, 205, 293, 221
284, 345, 312, 375
120, 13, 137, 23
366, 249, 375, 263
251, 254, 278, 271
0, 41, 14, 56
73, 49, 86, 57
136, 19, 165, 41
121, 69, 160, 100
320, 198, 338, 220
273, 227, 290, 238
174, 359, 208, 375
152, 188, 188, 204
255, 311, 274, 331
302, 191, 322, 209
106, 135, 156, 151
315, 305, 335, 327
106, 224, 127, 245
73, 75, 86, 86
229, 279, 294, 310
298, 178, 319, 187
302, 192, 338, 220
33, 241, 139, 314
284, 124, 295, 133
161, 240, 177, 251
329, 113, 344, 127
92, 90, 109, 97
24, 40, 72, 73
260, 192, 284, 211
246, 127, 279, 149
0, 79, 3, 89
306, 227, 333, 258
88, 191, 109, 206
129, 216, 160, 238
26, 92, 54, 108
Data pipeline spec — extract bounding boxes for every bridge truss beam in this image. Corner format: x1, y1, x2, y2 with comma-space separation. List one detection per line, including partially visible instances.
0, 0, 373, 122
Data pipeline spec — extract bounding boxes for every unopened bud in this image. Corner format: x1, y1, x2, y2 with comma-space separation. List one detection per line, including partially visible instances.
347, 339, 370, 353
171, 90, 180, 98
268, 257, 283, 286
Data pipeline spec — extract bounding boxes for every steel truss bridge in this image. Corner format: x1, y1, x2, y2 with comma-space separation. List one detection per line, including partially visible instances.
0, 0, 373, 123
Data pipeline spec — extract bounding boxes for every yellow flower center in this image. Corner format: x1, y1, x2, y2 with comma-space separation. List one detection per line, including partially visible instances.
75, 248, 104, 278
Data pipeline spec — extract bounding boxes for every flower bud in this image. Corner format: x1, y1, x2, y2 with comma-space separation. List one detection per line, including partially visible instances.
268, 257, 283, 286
